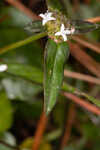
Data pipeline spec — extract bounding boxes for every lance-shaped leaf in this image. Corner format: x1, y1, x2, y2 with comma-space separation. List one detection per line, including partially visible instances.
24, 20, 45, 34
44, 39, 69, 115
0, 63, 43, 84
69, 20, 100, 34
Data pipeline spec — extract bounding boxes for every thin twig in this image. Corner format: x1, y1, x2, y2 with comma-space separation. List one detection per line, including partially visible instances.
60, 103, 76, 150
72, 36, 100, 54
69, 42, 100, 77
32, 111, 48, 150
64, 70, 100, 85
63, 92, 100, 115
5, 0, 41, 20
86, 16, 100, 23
63, 82, 100, 107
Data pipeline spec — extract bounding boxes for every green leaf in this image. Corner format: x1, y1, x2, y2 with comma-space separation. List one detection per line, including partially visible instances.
70, 20, 100, 34
0, 144, 12, 150
0, 63, 43, 84
44, 39, 69, 115
2, 132, 16, 147
63, 83, 100, 108
24, 20, 45, 34
0, 7, 31, 27
2, 77, 42, 101
0, 132, 16, 150
0, 93, 13, 132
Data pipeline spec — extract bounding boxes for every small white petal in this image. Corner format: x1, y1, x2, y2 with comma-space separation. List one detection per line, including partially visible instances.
55, 32, 61, 36
55, 24, 68, 41
62, 34, 67, 41
61, 24, 65, 31
50, 17, 56, 21
42, 19, 47, 25
39, 14, 45, 18
0, 64, 8, 72
65, 30, 72, 35
39, 11, 56, 25
55, 24, 75, 41
48, 12, 53, 17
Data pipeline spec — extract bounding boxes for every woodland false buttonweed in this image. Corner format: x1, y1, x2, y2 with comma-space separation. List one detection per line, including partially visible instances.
55, 24, 75, 41
39, 10, 75, 42
0, 64, 8, 72
39, 11, 56, 25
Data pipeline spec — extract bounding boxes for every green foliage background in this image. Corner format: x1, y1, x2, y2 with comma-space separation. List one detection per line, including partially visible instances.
0, 0, 100, 150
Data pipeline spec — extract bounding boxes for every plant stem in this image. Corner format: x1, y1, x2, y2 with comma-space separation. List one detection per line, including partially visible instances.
60, 103, 76, 150
63, 92, 100, 115
6, 0, 41, 20
32, 111, 48, 150
0, 32, 47, 55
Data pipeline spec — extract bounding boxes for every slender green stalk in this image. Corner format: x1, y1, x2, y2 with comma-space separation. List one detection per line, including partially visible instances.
63, 83, 100, 107
0, 32, 47, 55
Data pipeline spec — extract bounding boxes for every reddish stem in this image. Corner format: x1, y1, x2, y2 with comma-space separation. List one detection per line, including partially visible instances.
5, 0, 41, 20
69, 42, 100, 77
32, 111, 48, 150
64, 70, 100, 85
72, 36, 100, 54
60, 104, 76, 150
63, 92, 100, 115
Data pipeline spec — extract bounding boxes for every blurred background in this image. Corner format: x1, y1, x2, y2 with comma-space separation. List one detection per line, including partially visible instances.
0, 0, 100, 150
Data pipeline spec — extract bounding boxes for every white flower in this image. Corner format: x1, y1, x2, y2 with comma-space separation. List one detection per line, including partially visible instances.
0, 64, 8, 72
55, 24, 75, 41
39, 11, 56, 25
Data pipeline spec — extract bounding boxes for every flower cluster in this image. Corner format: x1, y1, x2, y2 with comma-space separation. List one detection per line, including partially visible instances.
39, 11, 75, 41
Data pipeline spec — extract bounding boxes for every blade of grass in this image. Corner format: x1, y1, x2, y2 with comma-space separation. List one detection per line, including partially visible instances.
0, 32, 47, 55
